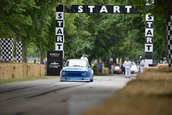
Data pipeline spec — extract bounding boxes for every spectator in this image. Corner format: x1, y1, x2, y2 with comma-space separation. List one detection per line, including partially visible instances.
140, 59, 145, 73
123, 58, 132, 78
162, 57, 168, 64
98, 62, 102, 74
80, 54, 88, 62
43, 57, 47, 64
34, 59, 36, 63
120, 63, 125, 75
111, 63, 115, 74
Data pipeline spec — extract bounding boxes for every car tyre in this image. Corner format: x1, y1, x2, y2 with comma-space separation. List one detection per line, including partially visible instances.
90, 76, 93, 82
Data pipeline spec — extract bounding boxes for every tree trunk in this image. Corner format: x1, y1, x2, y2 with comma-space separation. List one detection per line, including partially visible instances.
40, 49, 46, 64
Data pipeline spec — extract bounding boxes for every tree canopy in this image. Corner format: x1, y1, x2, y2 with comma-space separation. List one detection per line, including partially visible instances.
0, 0, 170, 63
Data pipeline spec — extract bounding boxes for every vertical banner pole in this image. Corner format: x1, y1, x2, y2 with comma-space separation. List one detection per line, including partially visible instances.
16, 40, 23, 62
1, 38, 14, 61
167, 16, 172, 67
144, 0, 154, 66
55, 5, 64, 51
46, 5, 65, 76
56, 4, 64, 62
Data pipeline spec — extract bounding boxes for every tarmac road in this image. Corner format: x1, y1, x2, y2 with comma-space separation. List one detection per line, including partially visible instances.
0, 75, 135, 115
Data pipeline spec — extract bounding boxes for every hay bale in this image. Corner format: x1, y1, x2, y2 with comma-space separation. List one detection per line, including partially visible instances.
0, 63, 46, 79
40, 65, 46, 76
144, 67, 158, 72
157, 64, 169, 68
102, 68, 109, 74
33, 64, 41, 77
144, 64, 172, 73
0, 64, 13, 79
156, 64, 172, 72
137, 72, 172, 80
26, 64, 32, 77
22, 63, 27, 77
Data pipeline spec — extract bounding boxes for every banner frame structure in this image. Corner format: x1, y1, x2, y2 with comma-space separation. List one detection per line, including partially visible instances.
55, 4, 154, 71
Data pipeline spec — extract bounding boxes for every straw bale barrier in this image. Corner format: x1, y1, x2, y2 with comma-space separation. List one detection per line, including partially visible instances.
102, 68, 109, 74
144, 64, 172, 73
0, 63, 46, 79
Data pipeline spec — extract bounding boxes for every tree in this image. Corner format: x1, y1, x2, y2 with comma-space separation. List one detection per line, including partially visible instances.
1, 0, 169, 65
27, 0, 56, 63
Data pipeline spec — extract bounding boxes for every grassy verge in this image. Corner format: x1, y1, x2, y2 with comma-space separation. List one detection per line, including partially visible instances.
84, 72, 172, 115
0, 76, 57, 84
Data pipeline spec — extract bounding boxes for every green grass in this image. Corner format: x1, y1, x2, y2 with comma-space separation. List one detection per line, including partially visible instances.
0, 76, 58, 84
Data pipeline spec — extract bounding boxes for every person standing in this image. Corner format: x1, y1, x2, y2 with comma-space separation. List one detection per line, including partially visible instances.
162, 57, 168, 64
140, 59, 145, 73
33, 59, 37, 63
80, 54, 88, 62
123, 58, 132, 78
43, 57, 47, 64
111, 63, 115, 74
121, 62, 125, 75
98, 62, 102, 74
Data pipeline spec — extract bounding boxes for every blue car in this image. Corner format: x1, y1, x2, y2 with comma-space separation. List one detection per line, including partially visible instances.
60, 59, 94, 82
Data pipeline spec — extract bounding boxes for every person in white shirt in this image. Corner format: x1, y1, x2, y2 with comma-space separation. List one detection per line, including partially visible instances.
111, 63, 115, 74
140, 59, 145, 73
162, 57, 168, 64
123, 58, 132, 78
80, 54, 88, 62
43, 57, 47, 64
